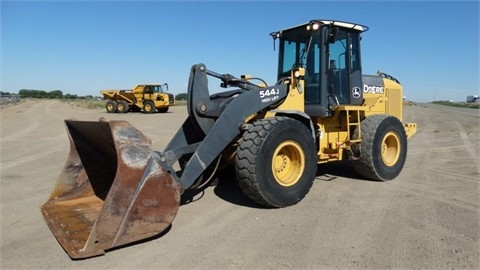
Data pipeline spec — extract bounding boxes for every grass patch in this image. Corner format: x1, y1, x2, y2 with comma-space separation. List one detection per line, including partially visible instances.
61, 98, 187, 110
403, 100, 417, 106
175, 100, 187, 106
61, 99, 105, 109
432, 101, 480, 109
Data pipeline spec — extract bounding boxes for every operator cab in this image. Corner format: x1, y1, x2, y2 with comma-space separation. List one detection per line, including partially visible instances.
271, 20, 368, 117
144, 84, 168, 93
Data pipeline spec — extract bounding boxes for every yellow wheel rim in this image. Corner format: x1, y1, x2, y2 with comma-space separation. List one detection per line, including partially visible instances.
381, 131, 401, 166
145, 104, 151, 112
271, 140, 305, 187
118, 104, 124, 111
107, 104, 114, 111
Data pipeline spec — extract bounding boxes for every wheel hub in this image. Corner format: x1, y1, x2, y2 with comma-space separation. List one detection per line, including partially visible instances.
381, 131, 400, 166
271, 141, 305, 187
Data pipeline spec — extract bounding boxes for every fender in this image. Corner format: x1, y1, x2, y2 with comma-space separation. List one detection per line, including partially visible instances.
271, 110, 316, 141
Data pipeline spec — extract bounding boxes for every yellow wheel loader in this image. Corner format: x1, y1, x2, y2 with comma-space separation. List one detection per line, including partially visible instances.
40, 20, 417, 259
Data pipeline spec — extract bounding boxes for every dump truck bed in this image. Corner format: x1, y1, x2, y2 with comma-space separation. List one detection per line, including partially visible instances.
100, 90, 136, 104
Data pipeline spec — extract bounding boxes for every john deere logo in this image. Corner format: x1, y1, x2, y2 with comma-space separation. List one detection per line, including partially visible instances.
364, 84, 384, 94
352, 87, 361, 98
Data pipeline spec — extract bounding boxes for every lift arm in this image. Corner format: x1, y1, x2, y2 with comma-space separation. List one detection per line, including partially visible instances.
161, 64, 289, 189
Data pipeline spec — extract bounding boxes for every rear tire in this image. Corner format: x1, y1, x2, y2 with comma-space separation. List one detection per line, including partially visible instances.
352, 115, 407, 181
143, 101, 156, 114
106, 100, 117, 113
117, 100, 129, 113
235, 117, 317, 208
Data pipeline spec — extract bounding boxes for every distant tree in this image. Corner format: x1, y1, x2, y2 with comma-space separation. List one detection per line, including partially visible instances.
64, 94, 78, 99
48, 90, 63, 99
19, 89, 48, 98
16, 89, 99, 99
175, 93, 188, 100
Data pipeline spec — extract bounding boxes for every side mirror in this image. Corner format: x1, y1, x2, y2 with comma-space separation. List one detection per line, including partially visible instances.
328, 27, 338, 43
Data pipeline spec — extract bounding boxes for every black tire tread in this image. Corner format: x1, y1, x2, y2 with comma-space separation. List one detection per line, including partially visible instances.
236, 116, 316, 207
106, 100, 117, 113
353, 114, 407, 181
143, 101, 156, 114
236, 118, 275, 206
117, 100, 129, 113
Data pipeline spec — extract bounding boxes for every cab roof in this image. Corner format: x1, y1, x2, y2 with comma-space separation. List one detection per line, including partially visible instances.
272, 19, 369, 36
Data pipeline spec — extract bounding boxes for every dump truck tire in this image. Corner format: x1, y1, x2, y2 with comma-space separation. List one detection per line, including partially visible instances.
106, 100, 117, 113
236, 116, 317, 208
157, 107, 169, 113
352, 114, 407, 181
143, 101, 156, 114
117, 100, 129, 113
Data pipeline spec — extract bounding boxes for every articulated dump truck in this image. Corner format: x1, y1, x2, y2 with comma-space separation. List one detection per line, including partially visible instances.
101, 83, 175, 113
40, 20, 417, 259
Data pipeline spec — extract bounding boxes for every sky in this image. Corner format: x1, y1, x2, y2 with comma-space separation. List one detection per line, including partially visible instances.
1, 0, 479, 102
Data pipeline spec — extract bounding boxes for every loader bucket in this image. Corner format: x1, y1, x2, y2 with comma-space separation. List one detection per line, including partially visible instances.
40, 120, 181, 259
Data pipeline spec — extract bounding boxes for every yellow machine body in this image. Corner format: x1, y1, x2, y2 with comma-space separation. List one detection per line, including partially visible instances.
264, 68, 417, 164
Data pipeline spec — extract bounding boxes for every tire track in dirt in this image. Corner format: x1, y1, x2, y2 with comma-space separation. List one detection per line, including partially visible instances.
458, 124, 479, 166
2, 102, 479, 269
0, 100, 43, 143
1, 100, 68, 143
399, 105, 479, 267
1, 100, 69, 170
395, 180, 478, 212
1, 144, 65, 170
107, 197, 257, 268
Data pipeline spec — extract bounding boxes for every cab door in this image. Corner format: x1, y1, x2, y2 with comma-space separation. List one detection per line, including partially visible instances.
327, 28, 363, 105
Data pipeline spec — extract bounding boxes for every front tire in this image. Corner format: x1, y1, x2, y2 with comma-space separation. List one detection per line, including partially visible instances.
143, 101, 156, 114
352, 115, 408, 181
235, 117, 317, 208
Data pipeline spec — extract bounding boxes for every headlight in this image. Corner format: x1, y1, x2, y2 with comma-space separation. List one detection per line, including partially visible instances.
306, 23, 319, 31
294, 70, 300, 78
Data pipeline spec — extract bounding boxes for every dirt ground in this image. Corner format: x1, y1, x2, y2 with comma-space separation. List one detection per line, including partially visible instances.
1, 99, 479, 269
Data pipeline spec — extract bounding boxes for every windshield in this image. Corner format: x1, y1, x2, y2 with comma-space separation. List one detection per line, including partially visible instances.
277, 27, 321, 80
151, 85, 165, 93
